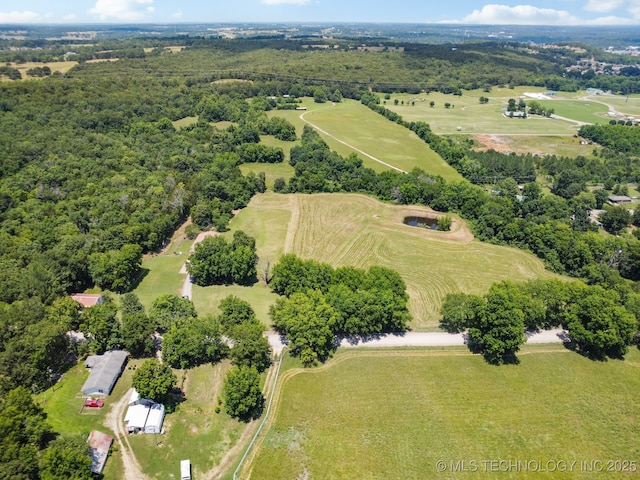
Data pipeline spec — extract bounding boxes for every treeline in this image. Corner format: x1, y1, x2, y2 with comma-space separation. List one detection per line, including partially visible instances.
277, 125, 640, 297
579, 123, 640, 155
441, 278, 638, 364
269, 254, 411, 366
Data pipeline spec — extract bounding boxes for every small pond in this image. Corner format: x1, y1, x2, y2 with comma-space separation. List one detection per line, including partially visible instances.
403, 216, 438, 230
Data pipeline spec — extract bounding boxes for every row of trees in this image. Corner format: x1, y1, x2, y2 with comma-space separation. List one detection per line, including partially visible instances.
441, 278, 638, 364
269, 254, 411, 366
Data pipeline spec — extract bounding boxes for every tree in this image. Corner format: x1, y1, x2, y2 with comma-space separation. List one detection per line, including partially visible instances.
218, 295, 256, 333
187, 235, 232, 285
231, 245, 257, 284
228, 321, 271, 372
565, 287, 637, 360
223, 365, 264, 421
132, 359, 177, 402
149, 294, 197, 332
39, 434, 92, 480
121, 312, 156, 358
270, 290, 338, 366
467, 285, 526, 364
440, 293, 483, 333
599, 206, 632, 235
0, 386, 53, 479
81, 301, 121, 354
162, 317, 227, 369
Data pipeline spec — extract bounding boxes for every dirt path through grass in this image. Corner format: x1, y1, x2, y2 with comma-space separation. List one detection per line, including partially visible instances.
299, 106, 407, 173
104, 388, 152, 480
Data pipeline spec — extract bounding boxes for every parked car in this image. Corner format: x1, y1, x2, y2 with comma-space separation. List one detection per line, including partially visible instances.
84, 398, 104, 408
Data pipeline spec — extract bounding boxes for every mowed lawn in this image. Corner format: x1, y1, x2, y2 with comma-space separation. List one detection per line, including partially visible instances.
231, 192, 560, 329
303, 100, 463, 181
246, 347, 640, 480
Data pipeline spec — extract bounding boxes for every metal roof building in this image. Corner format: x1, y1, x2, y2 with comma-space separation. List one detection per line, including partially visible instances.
81, 350, 129, 396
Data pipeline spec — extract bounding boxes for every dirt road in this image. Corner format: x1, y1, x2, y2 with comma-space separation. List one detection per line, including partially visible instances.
103, 388, 152, 480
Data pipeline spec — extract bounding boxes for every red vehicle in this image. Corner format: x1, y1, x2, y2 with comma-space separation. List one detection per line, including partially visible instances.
84, 398, 104, 408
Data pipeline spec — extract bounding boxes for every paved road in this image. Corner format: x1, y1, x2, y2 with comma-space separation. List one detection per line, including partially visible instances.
266, 329, 568, 356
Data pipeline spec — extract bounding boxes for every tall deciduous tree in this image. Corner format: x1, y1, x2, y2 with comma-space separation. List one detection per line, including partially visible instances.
132, 359, 177, 403
565, 287, 637, 359
223, 365, 264, 421
39, 434, 93, 480
270, 290, 338, 366
149, 294, 197, 332
467, 284, 526, 364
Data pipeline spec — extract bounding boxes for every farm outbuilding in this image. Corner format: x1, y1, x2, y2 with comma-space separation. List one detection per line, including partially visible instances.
70, 293, 104, 308
87, 430, 113, 475
81, 350, 128, 396
124, 389, 165, 434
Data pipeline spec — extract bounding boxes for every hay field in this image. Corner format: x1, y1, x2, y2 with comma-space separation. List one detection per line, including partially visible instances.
245, 346, 640, 480
231, 192, 560, 329
303, 100, 463, 181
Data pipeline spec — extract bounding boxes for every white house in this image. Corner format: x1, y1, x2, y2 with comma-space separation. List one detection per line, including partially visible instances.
81, 350, 128, 396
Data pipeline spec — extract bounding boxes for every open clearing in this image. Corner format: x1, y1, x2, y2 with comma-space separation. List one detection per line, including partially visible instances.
245, 346, 640, 480
303, 100, 462, 181
230, 192, 561, 329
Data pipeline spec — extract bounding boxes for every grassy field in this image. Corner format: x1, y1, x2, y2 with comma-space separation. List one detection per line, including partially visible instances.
386, 89, 578, 135
536, 99, 609, 124
129, 360, 248, 480
133, 235, 193, 312
303, 100, 463, 181
36, 362, 135, 479
245, 346, 640, 479
230, 192, 561, 329
582, 93, 640, 117
3, 61, 78, 80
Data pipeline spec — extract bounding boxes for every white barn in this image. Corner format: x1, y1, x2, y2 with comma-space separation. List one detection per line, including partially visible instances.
124, 389, 165, 434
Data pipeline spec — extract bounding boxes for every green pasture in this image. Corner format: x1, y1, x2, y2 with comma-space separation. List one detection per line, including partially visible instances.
386, 91, 581, 135
134, 236, 193, 311
191, 283, 280, 326
536, 100, 609, 124
129, 361, 248, 480
581, 93, 640, 117
303, 100, 462, 181
173, 116, 198, 129
247, 346, 640, 479
239, 154, 295, 189
231, 192, 561, 329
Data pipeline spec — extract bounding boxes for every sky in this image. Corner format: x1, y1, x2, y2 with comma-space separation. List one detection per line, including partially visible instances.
1, 0, 640, 25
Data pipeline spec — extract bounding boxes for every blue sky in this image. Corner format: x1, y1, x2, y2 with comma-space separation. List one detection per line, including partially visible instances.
1, 0, 640, 25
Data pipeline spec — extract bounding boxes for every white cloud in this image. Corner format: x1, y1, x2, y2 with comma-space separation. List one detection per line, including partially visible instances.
461, 4, 580, 25
261, 0, 311, 5
0, 10, 39, 23
585, 15, 636, 24
584, 0, 626, 13
90, 0, 154, 21
173, 9, 183, 19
